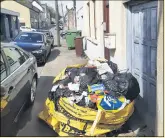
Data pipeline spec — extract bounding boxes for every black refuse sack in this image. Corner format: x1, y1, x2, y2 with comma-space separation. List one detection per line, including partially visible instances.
107, 61, 118, 74
102, 72, 140, 100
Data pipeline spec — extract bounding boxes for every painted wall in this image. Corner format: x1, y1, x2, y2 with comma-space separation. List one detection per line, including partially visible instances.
156, 0, 164, 136
83, 0, 104, 59
1, 0, 31, 27
76, 1, 84, 31
109, 1, 127, 70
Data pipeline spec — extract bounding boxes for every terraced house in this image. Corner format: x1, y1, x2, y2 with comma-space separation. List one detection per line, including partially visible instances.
0, 0, 43, 41
80, 0, 164, 136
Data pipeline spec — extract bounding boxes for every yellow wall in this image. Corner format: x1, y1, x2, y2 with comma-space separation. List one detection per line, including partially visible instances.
1, 0, 31, 27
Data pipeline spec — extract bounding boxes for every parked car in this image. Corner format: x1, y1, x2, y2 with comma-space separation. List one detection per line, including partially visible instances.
37, 29, 54, 47
0, 43, 38, 136
60, 30, 67, 39
12, 32, 52, 64
59, 25, 63, 30
20, 26, 36, 32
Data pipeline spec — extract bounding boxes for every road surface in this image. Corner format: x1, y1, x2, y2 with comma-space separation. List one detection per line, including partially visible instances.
14, 27, 86, 136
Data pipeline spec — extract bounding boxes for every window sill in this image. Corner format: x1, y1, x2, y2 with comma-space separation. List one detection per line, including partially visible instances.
86, 37, 98, 45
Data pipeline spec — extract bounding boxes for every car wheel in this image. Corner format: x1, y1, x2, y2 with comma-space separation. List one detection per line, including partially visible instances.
28, 77, 37, 105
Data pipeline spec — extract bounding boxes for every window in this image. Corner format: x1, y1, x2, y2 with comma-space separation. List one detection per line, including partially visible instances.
0, 55, 7, 81
18, 49, 29, 60
87, 2, 91, 37
20, 23, 25, 26
103, 0, 109, 33
3, 48, 26, 74
93, 0, 96, 39
14, 32, 43, 43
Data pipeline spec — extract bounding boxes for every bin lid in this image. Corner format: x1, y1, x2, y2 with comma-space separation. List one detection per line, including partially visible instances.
74, 36, 84, 39
67, 30, 81, 33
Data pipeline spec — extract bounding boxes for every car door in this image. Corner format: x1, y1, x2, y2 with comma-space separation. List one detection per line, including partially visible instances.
1, 47, 31, 136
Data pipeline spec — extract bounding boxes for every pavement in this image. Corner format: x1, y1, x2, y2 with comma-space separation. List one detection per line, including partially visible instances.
16, 45, 87, 136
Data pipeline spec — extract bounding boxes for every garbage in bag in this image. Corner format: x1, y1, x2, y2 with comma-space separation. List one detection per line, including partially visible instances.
38, 60, 139, 136
107, 61, 118, 74
101, 72, 140, 100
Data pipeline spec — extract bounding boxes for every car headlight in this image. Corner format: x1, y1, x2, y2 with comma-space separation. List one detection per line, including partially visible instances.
32, 49, 43, 54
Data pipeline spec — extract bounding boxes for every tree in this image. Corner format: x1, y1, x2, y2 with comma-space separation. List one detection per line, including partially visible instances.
47, 6, 62, 20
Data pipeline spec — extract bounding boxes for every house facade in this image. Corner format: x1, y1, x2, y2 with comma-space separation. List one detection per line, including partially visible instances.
76, 1, 84, 31
1, 0, 43, 29
1, 0, 31, 27
40, 4, 51, 29
81, 0, 163, 136
0, 8, 20, 41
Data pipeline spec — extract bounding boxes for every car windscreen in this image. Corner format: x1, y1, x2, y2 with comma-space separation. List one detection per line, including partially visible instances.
14, 33, 43, 43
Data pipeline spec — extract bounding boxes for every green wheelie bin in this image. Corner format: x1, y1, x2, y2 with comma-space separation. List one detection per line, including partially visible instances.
66, 30, 81, 50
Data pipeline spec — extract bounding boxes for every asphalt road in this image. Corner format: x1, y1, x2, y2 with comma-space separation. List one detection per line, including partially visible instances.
15, 27, 66, 136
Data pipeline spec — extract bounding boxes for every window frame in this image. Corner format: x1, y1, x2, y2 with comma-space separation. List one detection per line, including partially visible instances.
18, 48, 29, 60
103, 0, 110, 33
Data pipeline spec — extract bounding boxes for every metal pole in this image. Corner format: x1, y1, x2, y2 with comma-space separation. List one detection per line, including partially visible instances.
73, 0, 77, 28
55, 0, 60, 46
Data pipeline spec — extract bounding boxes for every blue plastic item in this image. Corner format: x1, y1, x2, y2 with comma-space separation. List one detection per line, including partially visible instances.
98, 95, 125, 111
88, 84, 105, 93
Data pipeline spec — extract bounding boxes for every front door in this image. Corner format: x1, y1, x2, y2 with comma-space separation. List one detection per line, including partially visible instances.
130, 1, 158, 131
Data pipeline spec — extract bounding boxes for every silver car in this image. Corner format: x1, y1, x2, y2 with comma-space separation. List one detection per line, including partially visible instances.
1, 43, 38, 136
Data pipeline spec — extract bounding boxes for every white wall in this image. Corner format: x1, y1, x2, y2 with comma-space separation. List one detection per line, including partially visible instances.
83, 1, 105, 59
109, 1, 127, 70
76, 1, 84, 31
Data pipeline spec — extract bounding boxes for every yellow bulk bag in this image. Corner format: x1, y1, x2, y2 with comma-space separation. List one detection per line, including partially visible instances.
38, 64, 134, 136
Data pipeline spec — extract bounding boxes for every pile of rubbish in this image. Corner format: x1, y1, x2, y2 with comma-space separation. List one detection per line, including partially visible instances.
39, 58, 140, 136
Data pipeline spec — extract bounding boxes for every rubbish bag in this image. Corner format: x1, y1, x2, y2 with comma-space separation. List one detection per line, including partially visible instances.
38, 64, 135, 136
102, 72, 140, 100
107, 61, 118, 74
